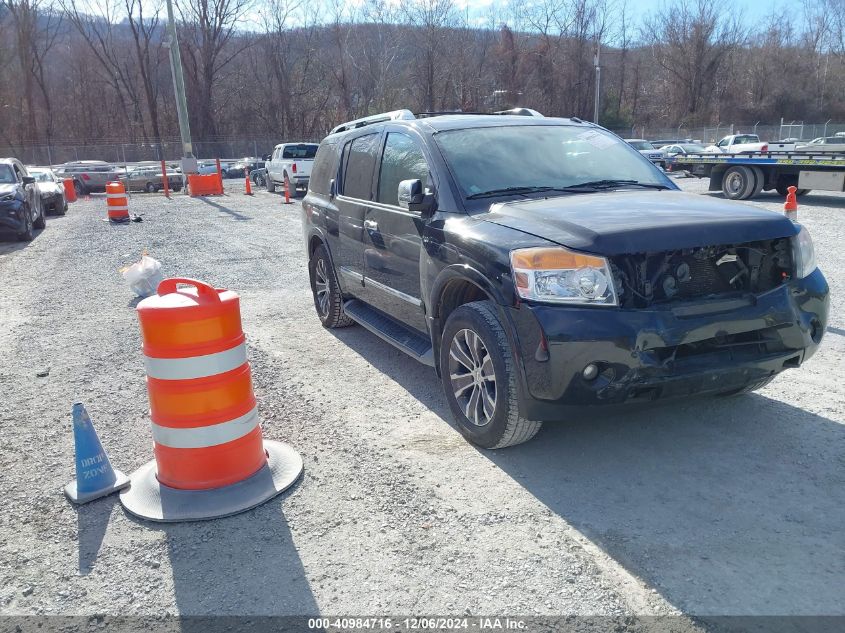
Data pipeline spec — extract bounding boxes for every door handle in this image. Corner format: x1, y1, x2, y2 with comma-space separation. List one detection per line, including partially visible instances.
364, 219, 379, 231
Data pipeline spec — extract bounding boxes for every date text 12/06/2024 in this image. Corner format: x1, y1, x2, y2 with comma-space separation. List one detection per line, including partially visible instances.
307, 618, 528, 630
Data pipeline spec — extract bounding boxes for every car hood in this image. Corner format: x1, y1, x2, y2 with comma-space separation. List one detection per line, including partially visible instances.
0, 183, 19, 197
481, 190, 798, 255
37, 182, 62, 194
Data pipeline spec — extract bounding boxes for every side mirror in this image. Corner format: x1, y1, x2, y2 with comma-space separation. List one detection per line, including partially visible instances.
22, 176, 35, 185
398, 179, 424, 208
398, 179, 436, 217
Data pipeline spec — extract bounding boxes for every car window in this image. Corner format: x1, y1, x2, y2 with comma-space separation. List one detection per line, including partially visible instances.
30, 170, 52, 182
628, 141, 653, 150
340, 133, 379, 200
282, 144, 318, 159
376, 133, 430, 207
12, 164, 23, 181
0, 164, 15, 183
435, 125, 664, 198
717, 138, 728, 147
309, 141, 338, 196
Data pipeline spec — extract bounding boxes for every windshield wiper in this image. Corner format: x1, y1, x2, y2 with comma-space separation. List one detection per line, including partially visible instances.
561, 179, 670, 191
466, 186, 556, 199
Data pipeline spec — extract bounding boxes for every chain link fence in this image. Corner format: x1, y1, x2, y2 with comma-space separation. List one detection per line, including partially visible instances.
0, 137, 320, 167
608, 122, 845, 144
3, 122, 845, 167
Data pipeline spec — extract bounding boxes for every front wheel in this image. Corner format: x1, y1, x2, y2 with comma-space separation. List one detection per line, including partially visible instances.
145, 182, 156, 193
439, 301, 541, 449
308, 244, 354, 329
17, 205, 34, 241
266, 176, 276, 193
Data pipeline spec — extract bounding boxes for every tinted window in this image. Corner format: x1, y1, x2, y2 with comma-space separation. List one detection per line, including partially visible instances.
377, 133, 429, 207
309, 141, 338, 195
341, 134, 379, 199
282, 144, 318, 159
628, 140, 653, 150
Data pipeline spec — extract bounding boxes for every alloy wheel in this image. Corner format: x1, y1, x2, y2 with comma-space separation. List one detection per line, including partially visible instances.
314, 257, 330, 317
449, 328, 497, 426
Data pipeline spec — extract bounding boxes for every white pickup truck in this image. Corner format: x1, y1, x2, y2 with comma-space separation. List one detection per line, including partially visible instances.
265, 143, 319, 196
705, 134, 770, 154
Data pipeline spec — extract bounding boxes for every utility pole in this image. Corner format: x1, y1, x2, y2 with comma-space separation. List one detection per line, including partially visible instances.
593, 44, 601, 125
164, 0, 195, 175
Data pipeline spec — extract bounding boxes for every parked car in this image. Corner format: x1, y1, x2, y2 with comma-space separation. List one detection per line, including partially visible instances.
122, 166, 182, 193
28, 167, 67, 215
662, 143, 708, 157
302, 110, 829, 449
624, 139, 665, 167
796, 137, 845, 153
54, 160, 121, 195
0, 158, 45, 241
266, 143, 318, 195
704, 134, 769, 154
250, 167, 268, 187
650, 138, 695, 149
228, 158, 265, 179
197, 160, 227, 177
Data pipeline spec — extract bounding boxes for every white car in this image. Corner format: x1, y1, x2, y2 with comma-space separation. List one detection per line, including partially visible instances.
796, 137, 845, 153
624, 139, 665, 167
265, 143, 318, 196
704, 134, 769, 154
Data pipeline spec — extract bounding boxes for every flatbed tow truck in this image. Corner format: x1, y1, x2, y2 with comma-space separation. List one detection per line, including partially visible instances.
665, 150, 845, 200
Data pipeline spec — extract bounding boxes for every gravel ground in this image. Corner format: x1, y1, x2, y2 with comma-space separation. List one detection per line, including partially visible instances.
0, 177, 842, 625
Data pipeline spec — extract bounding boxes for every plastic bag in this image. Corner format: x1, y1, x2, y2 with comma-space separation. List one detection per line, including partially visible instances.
121, 254, 163, 298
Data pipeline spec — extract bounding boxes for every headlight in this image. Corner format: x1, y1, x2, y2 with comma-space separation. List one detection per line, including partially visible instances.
792, 225, 817, 278
510, 247, 618, 306
1, 193, 16, 202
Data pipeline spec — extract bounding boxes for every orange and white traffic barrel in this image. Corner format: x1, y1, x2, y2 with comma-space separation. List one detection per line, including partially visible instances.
106, 181, 130, 222
119, 277, 303, 522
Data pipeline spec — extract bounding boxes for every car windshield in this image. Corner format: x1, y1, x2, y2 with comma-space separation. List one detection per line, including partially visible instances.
679, 144, 706, 152
0, 165, 16, 183
435, 126, 665, 199
29, 170, 54, 182
627, 140, 654, 150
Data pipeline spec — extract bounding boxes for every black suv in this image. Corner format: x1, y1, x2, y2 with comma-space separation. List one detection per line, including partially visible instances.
0, 158, 45, 241
302, 110, 829, 448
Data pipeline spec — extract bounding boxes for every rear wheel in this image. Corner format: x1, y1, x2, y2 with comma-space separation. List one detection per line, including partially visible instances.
722, 166, 756, 200
266, 175, 276, 193
440, 301, 542, 449
73, 180, 86, 196
145, 182, 156, 193
308, 244, 354, 329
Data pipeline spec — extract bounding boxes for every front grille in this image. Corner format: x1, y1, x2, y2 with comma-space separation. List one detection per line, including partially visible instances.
611, 237, 793, 308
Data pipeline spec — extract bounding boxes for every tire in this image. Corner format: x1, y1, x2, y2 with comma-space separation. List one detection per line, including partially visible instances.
308, 244, 354, 329
74, 180, 86, 196
266, 176, 276, 193
750, 166, 765, 198
718, 376, 775, 397
254, 173, 265, 187
58, 200, 67, 215
721, 166, 756, 200
17, 205, 34, 241
439, 301, 542, 449
145, 182, 156, 193
33, 199, 46, 229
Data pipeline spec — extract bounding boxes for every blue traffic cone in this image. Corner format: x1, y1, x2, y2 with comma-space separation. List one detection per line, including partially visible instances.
64, 403, 130, 504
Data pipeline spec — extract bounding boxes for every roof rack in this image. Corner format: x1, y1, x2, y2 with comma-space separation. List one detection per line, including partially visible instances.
330, 109, 415, 135
330, 107, 546, 134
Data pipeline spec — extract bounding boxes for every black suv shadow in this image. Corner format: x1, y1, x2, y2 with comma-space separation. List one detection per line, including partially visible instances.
199, 198, 252, 221
330, 325, 845, 616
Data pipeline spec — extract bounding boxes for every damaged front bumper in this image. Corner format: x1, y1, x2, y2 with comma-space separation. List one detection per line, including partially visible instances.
509, 268, 829, 420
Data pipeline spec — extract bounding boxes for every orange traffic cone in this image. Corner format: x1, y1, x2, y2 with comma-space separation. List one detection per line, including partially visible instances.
784, 185, 798, 222
283, 177, 292, 205
120, 277, 303, 522
245, 175, 253, 196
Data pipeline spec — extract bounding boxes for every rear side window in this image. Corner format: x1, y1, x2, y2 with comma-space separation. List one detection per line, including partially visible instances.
376, 133, 430, 207
309, 141, 338, 195
340, 134, 379, 199
282, 144, 318, 159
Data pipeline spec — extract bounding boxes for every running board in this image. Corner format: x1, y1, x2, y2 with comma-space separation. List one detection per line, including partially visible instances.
343, 299, 435, 367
